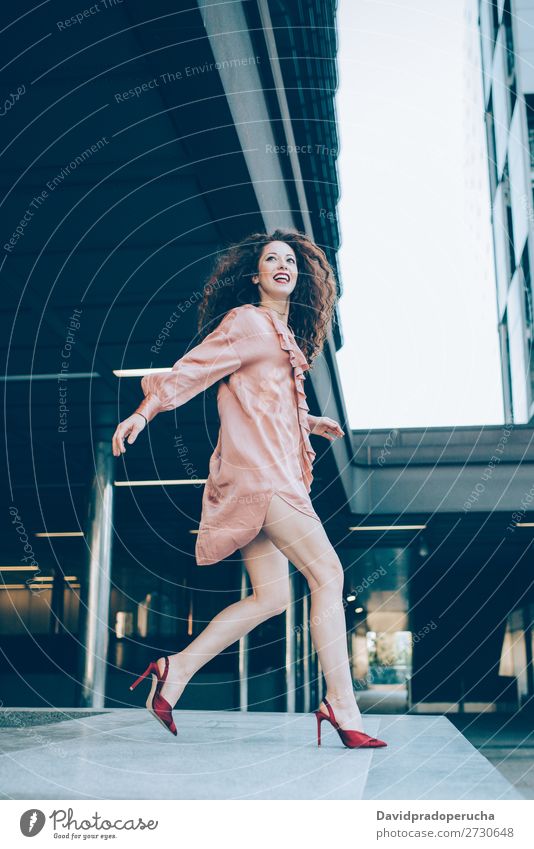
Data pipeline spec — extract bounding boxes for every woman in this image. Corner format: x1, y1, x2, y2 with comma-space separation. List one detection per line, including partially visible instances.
112, 228, 387, 749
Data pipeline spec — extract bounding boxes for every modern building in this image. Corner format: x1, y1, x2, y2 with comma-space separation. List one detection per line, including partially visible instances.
463, 0, 501, 392
1, 0, 533, 729
0, 0, 349, 715
479, 0, 534, 423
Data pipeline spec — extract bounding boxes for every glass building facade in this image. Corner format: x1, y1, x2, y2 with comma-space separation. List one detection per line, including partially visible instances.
479, 0, 534, 422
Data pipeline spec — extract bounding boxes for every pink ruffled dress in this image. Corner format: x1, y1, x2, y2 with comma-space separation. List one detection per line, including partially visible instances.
134, 303, 321, 565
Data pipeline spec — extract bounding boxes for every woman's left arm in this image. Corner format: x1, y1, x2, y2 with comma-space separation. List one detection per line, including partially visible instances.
307, 414, 344, 440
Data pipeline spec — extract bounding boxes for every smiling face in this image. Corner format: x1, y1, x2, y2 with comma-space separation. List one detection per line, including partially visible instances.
252, 241, 298, 307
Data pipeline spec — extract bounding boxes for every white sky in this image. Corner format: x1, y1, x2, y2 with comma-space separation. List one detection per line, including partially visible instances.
335, 0, 504, 429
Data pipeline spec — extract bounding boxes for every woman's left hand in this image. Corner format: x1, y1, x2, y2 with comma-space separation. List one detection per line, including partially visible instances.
309, 415, 345, 440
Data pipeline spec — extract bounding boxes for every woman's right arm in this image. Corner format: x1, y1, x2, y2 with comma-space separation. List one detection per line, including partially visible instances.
112, 307, 258, 454
132, 307, 257, 423
112, 411, 147, 456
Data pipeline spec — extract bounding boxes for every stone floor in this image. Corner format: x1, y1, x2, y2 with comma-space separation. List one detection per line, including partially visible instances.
0, 708, 524, 800
449, 712, 534, 801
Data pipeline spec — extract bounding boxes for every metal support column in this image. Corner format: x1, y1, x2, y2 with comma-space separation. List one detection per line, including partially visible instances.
79, 439, 114, 708
523, 605, 534, 704
317, 657, 325, 706
238, 564, 249, 710
285, 567, 296, 712
301, 589, 311, 713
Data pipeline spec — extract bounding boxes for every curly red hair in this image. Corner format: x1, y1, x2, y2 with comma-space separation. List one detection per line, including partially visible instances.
197, 228, 338, 366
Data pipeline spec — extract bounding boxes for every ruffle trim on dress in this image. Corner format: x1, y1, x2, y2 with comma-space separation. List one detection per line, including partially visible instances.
260, 309, 317, 493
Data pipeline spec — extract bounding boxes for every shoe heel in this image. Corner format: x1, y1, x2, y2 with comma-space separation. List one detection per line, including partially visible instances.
129, 661, 157, 691
315, 711, 325, 746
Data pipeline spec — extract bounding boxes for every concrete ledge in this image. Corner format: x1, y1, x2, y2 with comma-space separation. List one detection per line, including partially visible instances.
410, 702, 519, 714
0, 709, 523, 800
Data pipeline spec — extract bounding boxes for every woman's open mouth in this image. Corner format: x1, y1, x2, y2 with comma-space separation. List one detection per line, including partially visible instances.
273, 273, 290, 284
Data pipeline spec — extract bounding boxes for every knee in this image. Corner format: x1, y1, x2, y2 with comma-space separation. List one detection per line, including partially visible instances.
309, 555, 344, 594
253, 588, 291, 618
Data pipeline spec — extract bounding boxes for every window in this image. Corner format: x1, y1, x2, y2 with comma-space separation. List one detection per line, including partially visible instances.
503, 160, 516, 279
499, 314, 514, 423
521, 244, 534, 406
485, 95, 498, 201
502, 1, 517, 109
525, 95, 534, 172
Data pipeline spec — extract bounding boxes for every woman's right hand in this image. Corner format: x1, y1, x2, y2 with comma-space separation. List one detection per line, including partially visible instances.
112, 412, 146, 456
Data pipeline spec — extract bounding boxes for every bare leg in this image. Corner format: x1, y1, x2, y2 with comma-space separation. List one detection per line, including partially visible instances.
261, 493, 364, 731
158, 530, 290, 707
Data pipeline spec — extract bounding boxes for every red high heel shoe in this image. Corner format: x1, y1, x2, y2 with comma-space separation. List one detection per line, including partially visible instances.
129, 656, 177, 737
314, 697, 387, 748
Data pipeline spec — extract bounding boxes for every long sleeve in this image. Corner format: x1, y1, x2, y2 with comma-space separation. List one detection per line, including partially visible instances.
133, 307, 256, 423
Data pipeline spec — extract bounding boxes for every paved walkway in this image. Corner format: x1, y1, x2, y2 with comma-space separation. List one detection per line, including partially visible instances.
0, 708, 523, 800
450, 712, 534, 800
